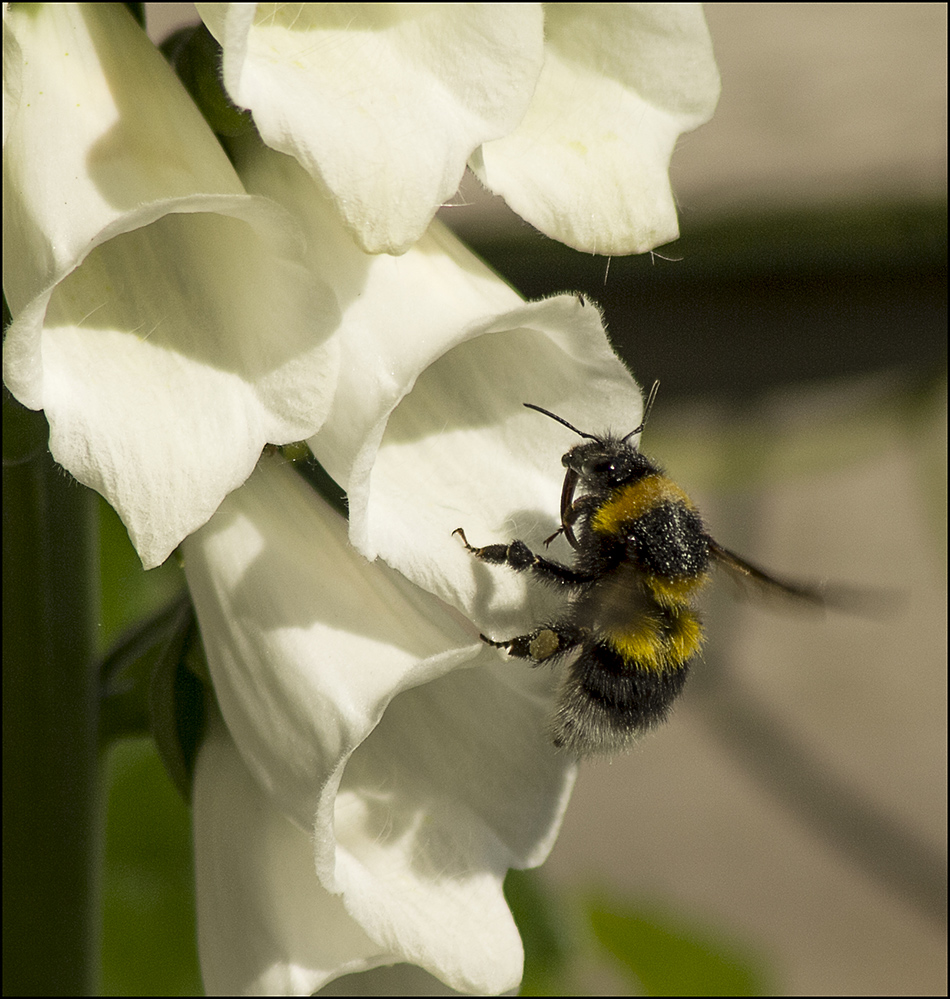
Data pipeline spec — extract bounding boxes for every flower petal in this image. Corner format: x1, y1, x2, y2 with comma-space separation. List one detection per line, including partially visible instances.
183, 457, 575, 993
319, 963, 473, 995
2, 3, 243, 310
4, 199, 340, 569
473, 3, 721, 254
194, 714, 397, 996
231, 139, 523, 479
355, 293, 644, 627
197, 2, 545, 253
2, 4, 341, 567
231, 136, 642, 639
183, 457, 476, 834
2, 11, 23, 148
321, 657, 575, 994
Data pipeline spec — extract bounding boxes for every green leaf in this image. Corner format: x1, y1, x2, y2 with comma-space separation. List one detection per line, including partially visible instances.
99, 589, 210, 802
147, 600, 209, 803
99, 593, 194, 744
161, 23, 253, 138
587, 896, 770, 997
289, 448, 350, 519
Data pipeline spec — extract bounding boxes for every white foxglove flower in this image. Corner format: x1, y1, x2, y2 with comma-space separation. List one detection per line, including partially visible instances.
232, 136, 644, 621
184, 138, 642, 994
185, 457, 575, 995
196, 2, 545, 255
2, 3, 340, 568
472, 3, 722, 254
197, 2, 719, 255
3, 6, 715, 996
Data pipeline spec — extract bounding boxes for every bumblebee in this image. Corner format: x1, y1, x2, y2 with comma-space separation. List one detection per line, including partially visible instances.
455, 386, 825, 756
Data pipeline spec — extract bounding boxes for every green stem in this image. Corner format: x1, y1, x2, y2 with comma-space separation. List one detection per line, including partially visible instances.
3, 394, 100, 995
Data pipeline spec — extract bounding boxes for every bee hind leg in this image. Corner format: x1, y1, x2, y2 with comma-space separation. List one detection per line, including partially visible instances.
479, 633, 514, 649
480, 624, 582, 665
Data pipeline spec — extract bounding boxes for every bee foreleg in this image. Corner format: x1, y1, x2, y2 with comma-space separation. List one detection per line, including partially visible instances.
454, 528, 593, 585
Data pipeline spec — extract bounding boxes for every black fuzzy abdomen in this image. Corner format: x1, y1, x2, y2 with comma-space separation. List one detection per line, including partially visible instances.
552, 640, 689, 754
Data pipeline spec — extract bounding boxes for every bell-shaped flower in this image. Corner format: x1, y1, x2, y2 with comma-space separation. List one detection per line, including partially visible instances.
231, 135, 645, 622
472, 3, 722, 254
2, 2, 340, 569
196, 2, 545, 255
196, 2, 719, 256
183, 138, 644, 994
185, 457, 576, 995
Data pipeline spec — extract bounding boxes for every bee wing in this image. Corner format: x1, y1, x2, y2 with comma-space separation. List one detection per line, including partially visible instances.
708, 540, 895, 616
708, 540, 828, 606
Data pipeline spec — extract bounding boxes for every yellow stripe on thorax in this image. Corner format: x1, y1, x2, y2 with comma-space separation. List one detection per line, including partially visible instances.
591, 474, 695, 537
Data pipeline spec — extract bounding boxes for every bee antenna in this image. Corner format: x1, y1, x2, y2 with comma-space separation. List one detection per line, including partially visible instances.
523, 403, 598, 440
623, 380, 660, 442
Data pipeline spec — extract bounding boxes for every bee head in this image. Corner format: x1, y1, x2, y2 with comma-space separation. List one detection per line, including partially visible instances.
524, 383, 660, 549
561, 436, 652, 491
523, 381, 659, 483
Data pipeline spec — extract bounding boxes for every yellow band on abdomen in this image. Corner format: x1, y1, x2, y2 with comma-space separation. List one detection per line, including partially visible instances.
605, 608, 704, 673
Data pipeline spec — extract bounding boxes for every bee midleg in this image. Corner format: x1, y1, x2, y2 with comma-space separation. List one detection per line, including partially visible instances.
453, 528, 593, 585
480, 622, 584, 665
543, 496, 598, 546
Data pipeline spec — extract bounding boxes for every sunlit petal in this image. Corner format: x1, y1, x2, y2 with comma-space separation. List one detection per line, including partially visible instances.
198, 2, 545, 253
2, 4, 340, 567
194, 714, 396, 996
228, 138, 642, 623
184, 457, 575, 993
473, 3, 721, 253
